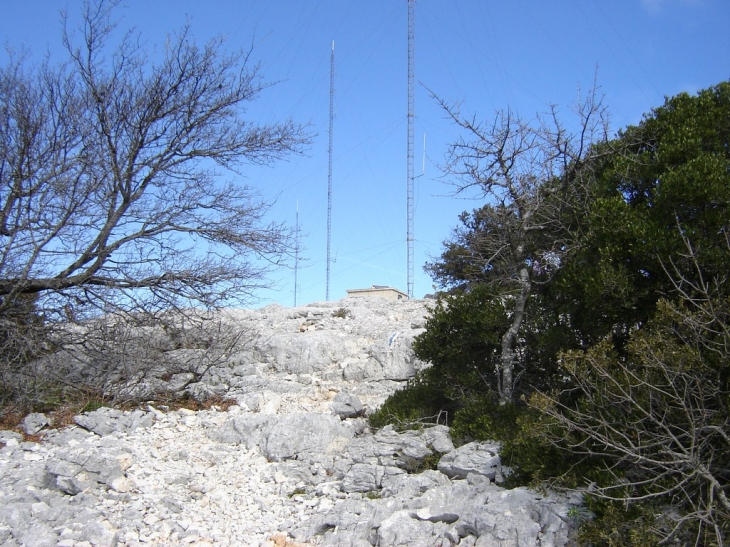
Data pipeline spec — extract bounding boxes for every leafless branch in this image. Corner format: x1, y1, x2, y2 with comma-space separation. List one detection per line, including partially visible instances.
532, 230, 730, 543
428, 82, 609, 402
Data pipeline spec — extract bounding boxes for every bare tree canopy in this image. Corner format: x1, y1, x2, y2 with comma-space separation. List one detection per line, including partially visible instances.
0, 0, 309, 320
428, 84, 609, 402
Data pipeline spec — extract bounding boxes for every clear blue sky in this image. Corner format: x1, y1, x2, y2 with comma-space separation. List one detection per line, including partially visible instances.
2, 1, 728, 307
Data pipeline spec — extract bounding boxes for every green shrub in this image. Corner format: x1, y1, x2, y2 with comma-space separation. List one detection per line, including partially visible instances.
368, 374, 453, 430
532, 297, 730, 545
450, 396, 578, 487
575, 499, 661, 547
401, 452, 441, 474
449, 395, 519, 443
80, 399, 106, 413
412, 286, 506, 400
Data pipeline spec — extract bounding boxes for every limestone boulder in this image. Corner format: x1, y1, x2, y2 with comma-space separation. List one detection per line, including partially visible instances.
329, 392, 364, 419
73, 407, 154, 436
208, 412, 356, 463
437, 441, 502, 480
264, 413, 355, 462
21, 413, 50, 435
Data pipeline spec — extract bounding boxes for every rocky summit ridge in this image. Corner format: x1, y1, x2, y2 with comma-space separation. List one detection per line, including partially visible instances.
0, 296, 580, 546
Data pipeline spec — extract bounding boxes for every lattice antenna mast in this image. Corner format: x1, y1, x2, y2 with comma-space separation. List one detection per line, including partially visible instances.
406, 0, 415, 299
326, 40, 335, 301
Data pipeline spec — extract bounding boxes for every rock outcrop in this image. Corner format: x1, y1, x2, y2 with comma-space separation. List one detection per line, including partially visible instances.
0, 296, 581, 546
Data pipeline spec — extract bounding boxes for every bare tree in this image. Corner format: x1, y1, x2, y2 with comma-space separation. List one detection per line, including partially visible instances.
0, 0, 309, 322
46, 308, 260, 406
430, 84, 609, 403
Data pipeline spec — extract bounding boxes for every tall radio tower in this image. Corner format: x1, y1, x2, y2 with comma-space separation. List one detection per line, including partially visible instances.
294, 200, 300, 307
326, 41, 335, 300
406, 0, 415, 299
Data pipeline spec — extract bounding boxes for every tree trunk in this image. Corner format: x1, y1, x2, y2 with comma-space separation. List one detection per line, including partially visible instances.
499, 266, 531, 403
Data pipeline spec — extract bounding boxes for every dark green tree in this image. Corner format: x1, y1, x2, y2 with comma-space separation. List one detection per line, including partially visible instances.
377, 83, 730, 542
554, 81, 730, 347
413, 284, 506, 402
532, 82, 730, 545
535, 283, 730, 544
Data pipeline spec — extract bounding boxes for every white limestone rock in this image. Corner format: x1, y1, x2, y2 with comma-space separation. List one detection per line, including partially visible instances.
22, 412, 49, 435
437, 441, 502, 481
0, 297, 579, 547
329, 392, 364, 419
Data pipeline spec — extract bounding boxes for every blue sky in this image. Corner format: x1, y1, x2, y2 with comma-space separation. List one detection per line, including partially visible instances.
2, 1, 728, 308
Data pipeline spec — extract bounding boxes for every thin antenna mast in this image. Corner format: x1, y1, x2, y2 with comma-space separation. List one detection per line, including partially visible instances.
422, 133, 426, 175
406, 0, 415, 299
294, 200, 299, 307
326, 40, 335, 301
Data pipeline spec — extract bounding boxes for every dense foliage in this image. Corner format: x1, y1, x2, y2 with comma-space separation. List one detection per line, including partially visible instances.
373, 81, 730, 545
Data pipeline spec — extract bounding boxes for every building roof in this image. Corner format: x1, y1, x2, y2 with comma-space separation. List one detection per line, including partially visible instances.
346, 285, 408, 299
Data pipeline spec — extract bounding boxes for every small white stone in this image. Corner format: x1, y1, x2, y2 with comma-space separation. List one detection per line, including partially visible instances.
160, 428, 176, 439
147, 404, 167, 419
143, 514, 160, 525
30, 501, 49, 517
116, 453, 134, 471
108, 475, 134, 493
156, 521, 172, 539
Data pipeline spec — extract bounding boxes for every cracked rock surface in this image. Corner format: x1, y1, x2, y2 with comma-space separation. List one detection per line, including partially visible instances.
0, 297, 580, 546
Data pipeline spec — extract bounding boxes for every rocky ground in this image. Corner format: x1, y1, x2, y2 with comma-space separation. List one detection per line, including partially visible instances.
0, 297, 582, 546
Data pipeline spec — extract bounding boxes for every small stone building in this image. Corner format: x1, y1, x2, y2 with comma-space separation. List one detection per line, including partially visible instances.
346, 285, 408, 301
